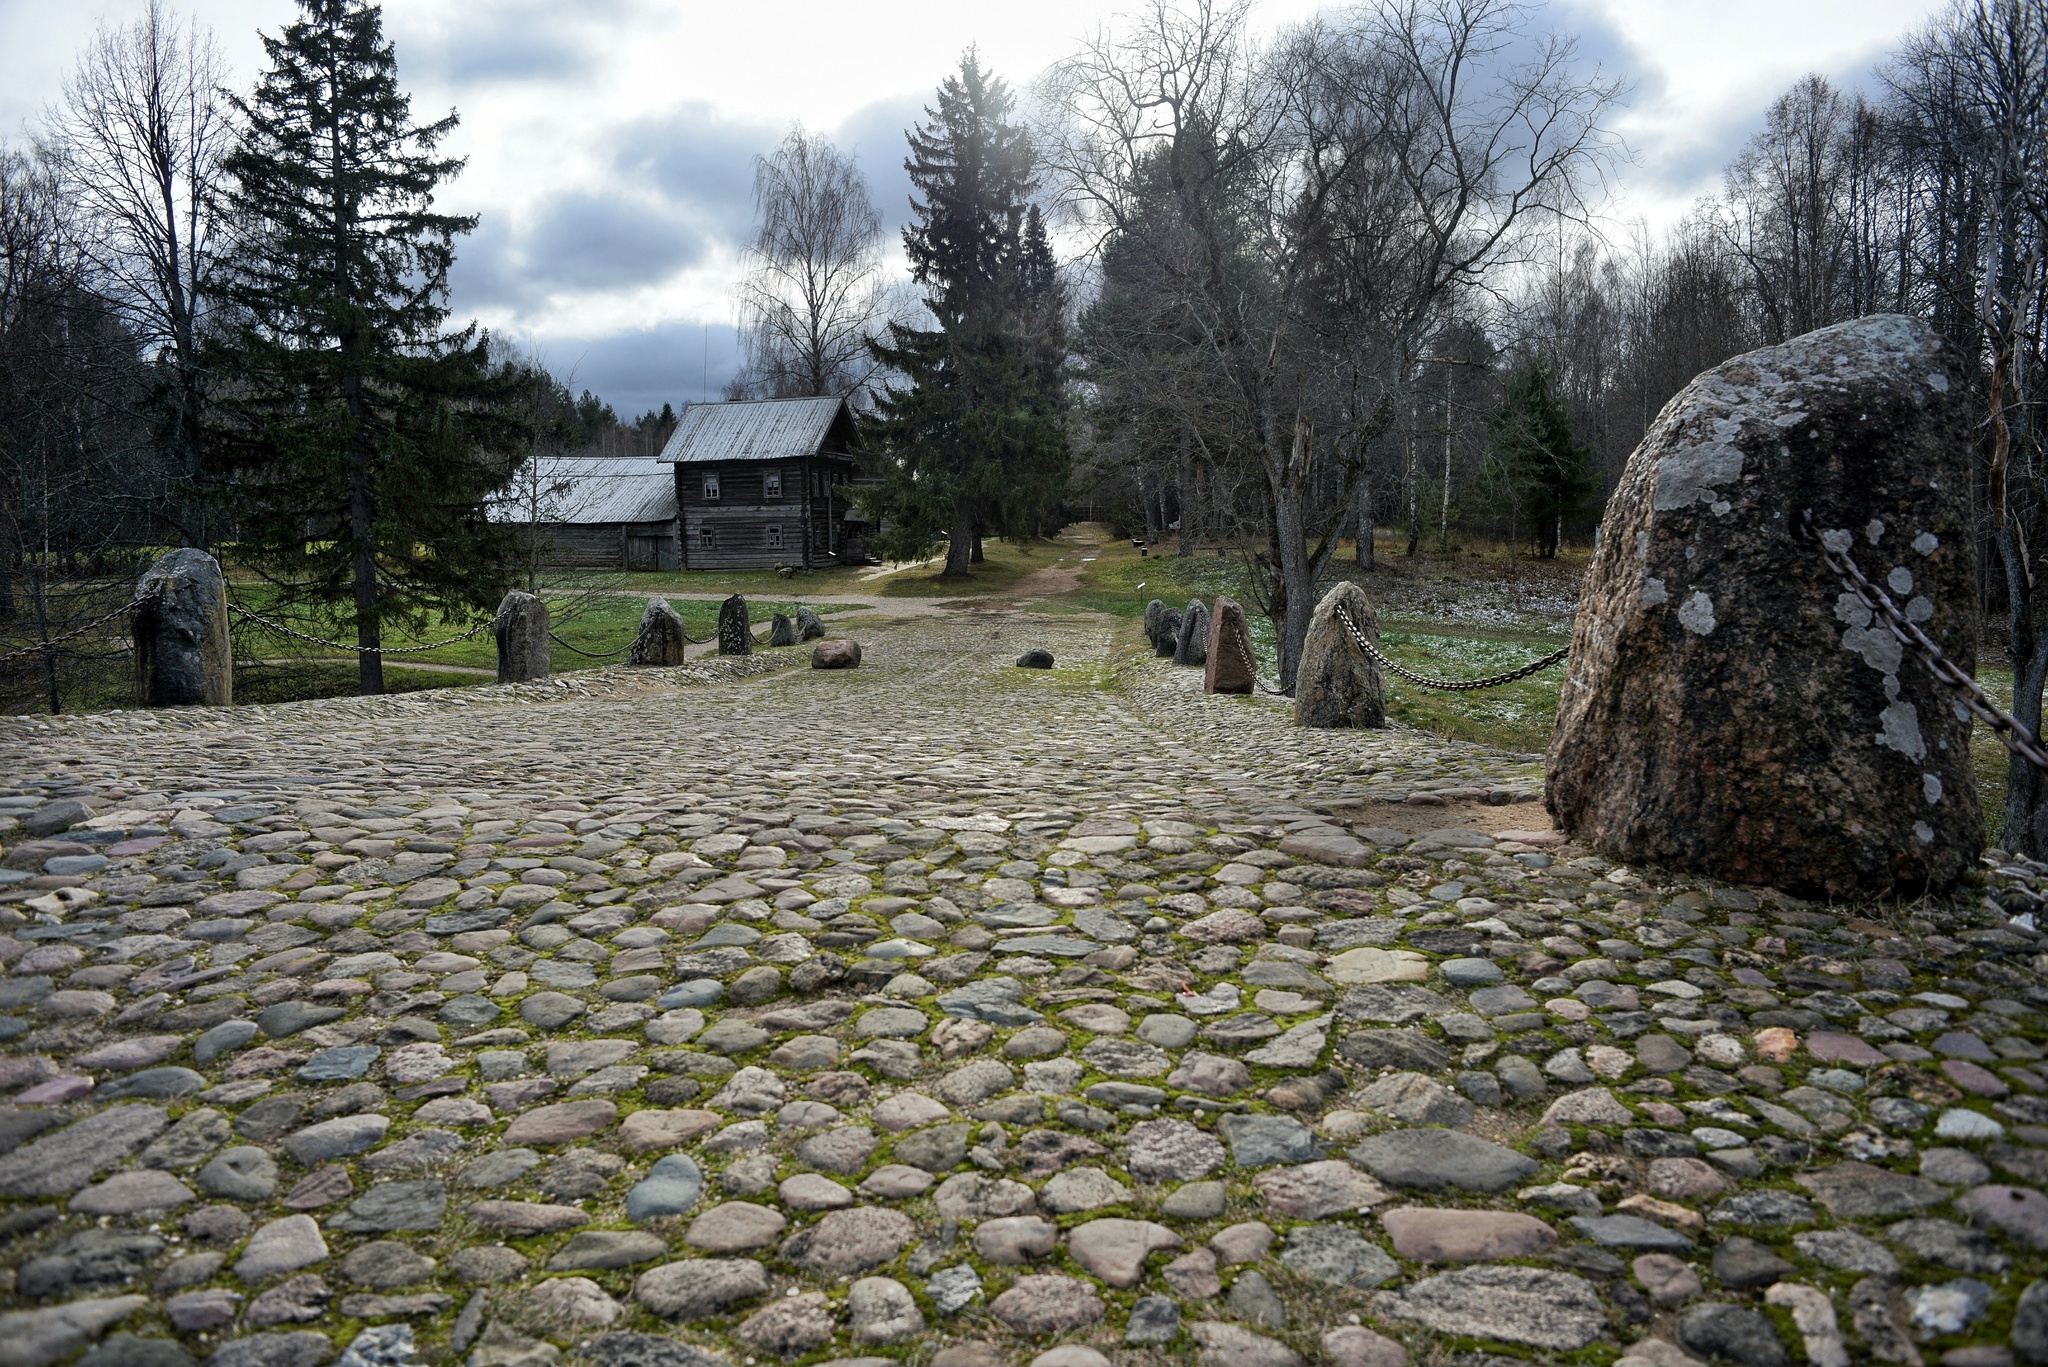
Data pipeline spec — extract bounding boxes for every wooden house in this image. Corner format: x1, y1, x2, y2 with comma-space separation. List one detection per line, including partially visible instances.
660, 396, 861, 570
493, 455, 680, 570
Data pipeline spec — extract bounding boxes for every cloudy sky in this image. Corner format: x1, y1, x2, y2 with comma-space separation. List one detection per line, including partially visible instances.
2, 0, 1947, 417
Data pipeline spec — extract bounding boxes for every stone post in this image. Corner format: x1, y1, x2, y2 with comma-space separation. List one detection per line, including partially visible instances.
1295, 582, 1385, 729
628, 598, 689, 666
1153, 608, 1182, 658
1546, 314, 1980, 897
717, 594, 752, 656
1204, 596, 1256, 694
768, 613, 796, 647
1143, 599, 1168, 651
494, 592, 550, 683
133, 548, 231, 707
795, 606, 826, 642
1173, 600, 1210, 667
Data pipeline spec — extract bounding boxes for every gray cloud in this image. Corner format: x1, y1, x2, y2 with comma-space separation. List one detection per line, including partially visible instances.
614, 100, 777, 245
835, 93, 925, 239
447, 191, 709, 318
525, 192, 709, 291
533, 321, 743, 418
391, 0, 631, 87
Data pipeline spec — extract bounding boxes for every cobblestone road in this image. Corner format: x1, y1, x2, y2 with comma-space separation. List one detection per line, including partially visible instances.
1, 608, 2045, 1367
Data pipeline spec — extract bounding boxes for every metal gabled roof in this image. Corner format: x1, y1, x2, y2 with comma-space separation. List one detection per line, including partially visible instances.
659, 395, 854, 465
490, 455, 675, 526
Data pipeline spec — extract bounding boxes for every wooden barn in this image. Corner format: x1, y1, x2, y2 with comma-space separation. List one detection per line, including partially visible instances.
660, 396, 861, 570
496, 456, 680, 570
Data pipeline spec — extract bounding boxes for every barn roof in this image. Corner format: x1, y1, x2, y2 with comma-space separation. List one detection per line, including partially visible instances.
659, 395, 855, 465
490, 455, 675, 526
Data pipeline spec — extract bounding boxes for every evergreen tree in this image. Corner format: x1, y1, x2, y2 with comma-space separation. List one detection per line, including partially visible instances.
868, 55, 1066, 577
1491, 363, 1591, 559
211, 0, 515, 693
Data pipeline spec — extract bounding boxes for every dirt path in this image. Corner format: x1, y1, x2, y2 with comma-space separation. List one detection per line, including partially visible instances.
999, 523, 1111, 604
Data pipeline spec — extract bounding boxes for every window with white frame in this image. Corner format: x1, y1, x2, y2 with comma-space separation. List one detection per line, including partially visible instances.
764, 469, 782, 500
765, 525, 783, 549
702, 473, 721, 500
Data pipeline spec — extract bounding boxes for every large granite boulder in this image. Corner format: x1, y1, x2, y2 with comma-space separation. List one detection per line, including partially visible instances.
1173, 601, 1209, 667
813, 641, 861, 670
134, 549, 231, 707
1295, 583, 1384, 729
493, 592, 549, 684
1546, 314, 1980, 897
1204, 596, 1256, 695
628, 599, 689, 666
717, 595, 752, 656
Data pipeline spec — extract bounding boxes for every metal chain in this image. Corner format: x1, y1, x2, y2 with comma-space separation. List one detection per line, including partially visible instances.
229, 602, 492, 655
0, 586, 164, 668
550, 631, 632, 659
1808, 511, 2048, 774
1220, 623, 1290, 696
1335, 604, 1569, 691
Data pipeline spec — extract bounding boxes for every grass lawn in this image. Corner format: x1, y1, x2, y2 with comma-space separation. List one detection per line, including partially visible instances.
225, 581, 849, 689
869, 537, 1062, 597
605, 566, 875, 597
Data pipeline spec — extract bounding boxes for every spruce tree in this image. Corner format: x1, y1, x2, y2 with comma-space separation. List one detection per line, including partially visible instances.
1492, 363, 1591, 559
868, 56, 1066, 576
212, 0, 515, 693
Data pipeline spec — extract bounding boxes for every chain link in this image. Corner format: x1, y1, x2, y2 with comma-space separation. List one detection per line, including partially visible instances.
1808, 511, 2048, 775
1335, 604, 1569, 691
0, 586, 164, 669
550, 631, 633, 659
229, 602, 492, 655
1219, 619, 1289, 695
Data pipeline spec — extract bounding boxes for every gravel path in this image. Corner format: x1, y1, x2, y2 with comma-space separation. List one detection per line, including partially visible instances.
1, 608, 2045, 1367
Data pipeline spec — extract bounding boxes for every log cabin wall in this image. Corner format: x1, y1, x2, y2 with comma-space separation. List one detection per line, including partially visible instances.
677, 456, 855, 569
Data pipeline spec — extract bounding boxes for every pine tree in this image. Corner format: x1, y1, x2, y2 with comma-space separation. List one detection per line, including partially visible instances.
1492, 363, 1591, 559
211, 0, 515, 693
868, 55, 1066, 577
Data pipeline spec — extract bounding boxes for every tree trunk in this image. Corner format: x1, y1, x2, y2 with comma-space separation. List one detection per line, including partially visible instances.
2001, 524, 2048, 855
971, 531, 984, 564
1177, 441, 1196, 556
350, 451, 383, 694
942, 496, 974, 577
1271, 483, 1313, 691
1355, 480, 1374, 568
1260, 409, 1316, 693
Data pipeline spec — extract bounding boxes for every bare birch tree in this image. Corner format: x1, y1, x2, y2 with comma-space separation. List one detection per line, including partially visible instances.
44, 0, 230, 548
735, 127, 890, 400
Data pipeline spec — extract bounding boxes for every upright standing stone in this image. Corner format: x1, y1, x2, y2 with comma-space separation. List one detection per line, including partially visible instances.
717, 595, 752, 656
1143, 600, 1169, 651
768, 614, 796, 648
628, 599, 689, 666
1154, 609, 1183, 658
493, 593, 550, 684
133, 549, 231, 707
795, 606, 826, 642
1204, 596, 1256, 695
1547, 314, 1980, 898
1173, 601, 1210, 667
1295, 583, 1385, 729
